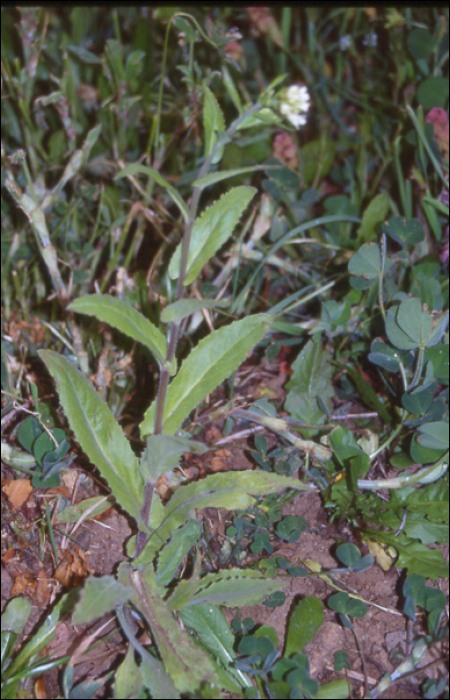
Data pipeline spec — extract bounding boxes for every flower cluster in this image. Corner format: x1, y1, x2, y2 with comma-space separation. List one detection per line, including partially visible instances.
279, 85, 311, 129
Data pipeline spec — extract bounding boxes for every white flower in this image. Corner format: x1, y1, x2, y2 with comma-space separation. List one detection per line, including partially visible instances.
279, 85, 310, 129
280, 109, 308, 129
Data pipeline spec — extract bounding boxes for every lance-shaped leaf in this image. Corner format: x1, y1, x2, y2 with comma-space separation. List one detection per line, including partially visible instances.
168, 186, 256, 285
134, 470, 317, 566
72, 575, 132, 625
5, 180, 66, 300
179, 604, 250, 692
41, 125, 102, 210
129, 567, 221, 694
156, 519, 202, 587
356, 193, 390, 243
284, 596, 324, 655
173, 568, 288, 609
7, 588, 79, 678
160, 297, 230, 324
55, 495, 115, 524
115, 631, 181, 700
1, 597, 31, 635
69, 294, 167, 368
114, 647, 146, 700
203, 84, 226, 164
139, 434, 209, 484
193, 164, 280, 188
38, 350, 145, 528
140, 313, 271, 436
284, 339, 334, 432
114, 163, 190, 223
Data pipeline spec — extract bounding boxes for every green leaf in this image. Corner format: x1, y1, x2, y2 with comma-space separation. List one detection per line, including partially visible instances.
417, 77, 449, 110
222, 64, 243, 113
417, 421, 449, 450
411, 273, 444, 313
162, 551, 203, 611
381, 217, 425, 247
407, 27, 435, 61
345, 598, 368, 618
356, 193, 390, 243
203, 84, 226, 164
115, 600, 181, 699
324, 195, 359, 237
72, 576, 132, 625
348, 242, 381, 279
135, 471, 316, 567
173, 569, 288, 609
410, 433, 447, 464
337, 362, 393, 424
139, 435, 209, 484
168, 186, 256, 285
180, 604, 251, 690
402, 381, 436, 416
396, 538, 449, 580
161, 298, 230, 323
315, 679, 351, 699
6, 184, 66, 300
284, 596, 324, 656
235, 106, 283, 130
173, 16, 198, 42
156, 519, 202, 587
38, 351, 145, 528
128, 566, 221, 694
426, 344, 449, 383
276, 515, 307, 543
1, 442, 37, 469
368, 338, 401, 372
40, 125, 101, 212
114, 164, 190, 223
284, 340, 334, 432
17, 415, 42, 452
336, 543, 362, 567
377, 480, 448, 544
327, 592, 349, 613
140, 651, 181, 699
34, 428, 66, 466
69, 294, 168, 368
300, 139, 336, 187
386, 299, 449, 350
114, 647, 145, 700
141, 313, 271, 436
1, 597, 31, 635
193, 164, 277, 188
55, 495, 116, 524
8, 588, 79, 678
68, 44, 103, 64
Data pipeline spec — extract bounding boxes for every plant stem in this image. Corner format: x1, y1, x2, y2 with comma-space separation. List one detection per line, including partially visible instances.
408, 345, 425, 391
135, 102, 264, 555
153, 101, 262, 435
378, 234, 387, 322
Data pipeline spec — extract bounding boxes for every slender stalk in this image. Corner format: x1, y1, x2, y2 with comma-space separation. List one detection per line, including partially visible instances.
135, 102, 264, 555
153, 101, 263, 435
408, 345, 425, 391
396, 355, 409, 392
378, 233, 387, 322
